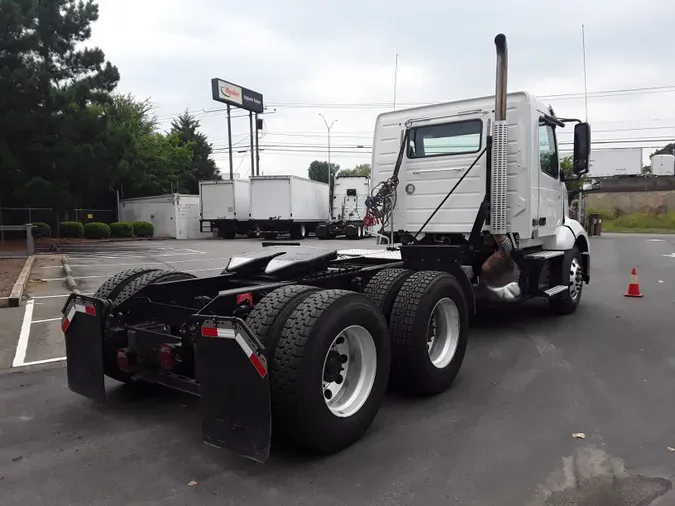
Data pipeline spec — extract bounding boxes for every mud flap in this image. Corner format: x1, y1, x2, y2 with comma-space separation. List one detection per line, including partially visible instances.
62, 295, 109, 403
194, 316, 271, 463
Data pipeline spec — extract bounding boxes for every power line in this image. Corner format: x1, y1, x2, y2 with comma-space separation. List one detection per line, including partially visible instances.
156, 84, 675, 123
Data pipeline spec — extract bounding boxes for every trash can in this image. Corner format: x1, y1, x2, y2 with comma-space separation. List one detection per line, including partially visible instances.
587, 214, 602, 237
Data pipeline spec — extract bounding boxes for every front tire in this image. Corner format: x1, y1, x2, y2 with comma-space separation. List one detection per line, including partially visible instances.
549, 247, 584, 315
271, 290, 390, 454
389, 271, 469, 396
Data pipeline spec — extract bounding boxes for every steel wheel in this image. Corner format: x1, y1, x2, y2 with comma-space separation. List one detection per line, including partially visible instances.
426, 297, 460, 369
322, 325, 377, 418
569, 257, 583, 301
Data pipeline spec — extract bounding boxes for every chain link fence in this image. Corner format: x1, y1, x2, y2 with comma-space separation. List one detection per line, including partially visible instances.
0, 207, 117, 240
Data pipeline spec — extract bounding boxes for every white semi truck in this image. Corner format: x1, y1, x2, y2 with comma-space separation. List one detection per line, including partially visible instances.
61, 34, 592, 464
316, 175, 371, 240
367, 33, 591, 312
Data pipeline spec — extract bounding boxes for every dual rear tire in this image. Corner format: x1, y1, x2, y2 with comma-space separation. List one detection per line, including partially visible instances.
247, 286, 390, 454
249, 267, 469, 455
365, 269, 469, 395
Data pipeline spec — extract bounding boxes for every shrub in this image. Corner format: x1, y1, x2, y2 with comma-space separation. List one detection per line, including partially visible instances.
59, 221, 84, 238
109, 221, 133, 238
84, 222, 111, 239
132, 221, 154, 237
32, 222, 52, 238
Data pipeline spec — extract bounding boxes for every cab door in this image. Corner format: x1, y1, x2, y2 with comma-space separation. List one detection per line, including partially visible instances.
536, 122, 564, 238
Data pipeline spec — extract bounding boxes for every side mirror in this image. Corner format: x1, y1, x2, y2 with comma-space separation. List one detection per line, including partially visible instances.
573, 122, 591, 174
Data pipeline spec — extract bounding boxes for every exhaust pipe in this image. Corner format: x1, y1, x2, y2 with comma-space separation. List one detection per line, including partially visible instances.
482, 33, 515, 282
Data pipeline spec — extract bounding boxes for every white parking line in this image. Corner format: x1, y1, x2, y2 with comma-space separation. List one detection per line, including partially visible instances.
39, 256, 231, 269
29, 293, 93, 299
32, 317, 61, 324
21, 357, 66, 367
66, 251, 206, 260
12, 299, 35, 367
41, 267, 223, 282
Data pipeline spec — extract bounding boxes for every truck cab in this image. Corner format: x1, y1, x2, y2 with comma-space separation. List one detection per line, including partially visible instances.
369, 69, 591, 313
371, 92, 583, 249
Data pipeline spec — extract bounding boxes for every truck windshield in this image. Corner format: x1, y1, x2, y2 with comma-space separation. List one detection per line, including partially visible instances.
408, 119, 482, 158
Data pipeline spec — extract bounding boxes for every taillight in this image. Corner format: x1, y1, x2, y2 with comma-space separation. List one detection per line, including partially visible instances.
158, 343, 175, 370
116, 348, 131, 372
237, 292, 253, 306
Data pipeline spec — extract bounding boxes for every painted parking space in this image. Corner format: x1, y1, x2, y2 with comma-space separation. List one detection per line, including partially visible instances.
10, 237, 379, 368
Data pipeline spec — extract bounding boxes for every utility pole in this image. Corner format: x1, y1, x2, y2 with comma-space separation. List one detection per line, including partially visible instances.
319, 114, 338, 216
582, 24, 589, 122
393, 53, 399, 110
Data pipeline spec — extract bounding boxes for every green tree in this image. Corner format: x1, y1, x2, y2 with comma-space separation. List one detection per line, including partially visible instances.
650, 143, 675, 157
337, 163, 371, 178
561, 156, 586, 192
0, 0, 120, 214
308, 160, 339, 184
104, 94, 193, 198
170, 110, 220, 193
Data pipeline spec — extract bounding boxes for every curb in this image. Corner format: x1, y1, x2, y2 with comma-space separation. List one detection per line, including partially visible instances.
61, 256, 80, 294
1, 255, 35, 308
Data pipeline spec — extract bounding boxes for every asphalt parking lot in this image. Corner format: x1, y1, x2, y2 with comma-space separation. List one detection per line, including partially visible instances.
1, 234, 675, 505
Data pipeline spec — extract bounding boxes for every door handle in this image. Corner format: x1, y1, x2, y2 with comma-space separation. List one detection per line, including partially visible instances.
411, 167, 463, 175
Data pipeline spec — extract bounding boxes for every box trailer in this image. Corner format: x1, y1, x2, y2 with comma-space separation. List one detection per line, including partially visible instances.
651, 154, 675, 176
249, 175, 329, 239
588, 148, 643, 178
199, 180, 253, 239
316, 176, 371, 240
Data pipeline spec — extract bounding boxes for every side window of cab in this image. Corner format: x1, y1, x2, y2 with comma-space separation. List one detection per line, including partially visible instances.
539, 123, 559, 179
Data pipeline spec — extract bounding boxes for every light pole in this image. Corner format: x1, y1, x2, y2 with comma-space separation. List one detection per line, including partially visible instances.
319, 114, 337, 217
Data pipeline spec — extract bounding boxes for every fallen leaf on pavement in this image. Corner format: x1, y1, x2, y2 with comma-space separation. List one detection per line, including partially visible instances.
572, 433, 586, 439
188, 481, 198, 486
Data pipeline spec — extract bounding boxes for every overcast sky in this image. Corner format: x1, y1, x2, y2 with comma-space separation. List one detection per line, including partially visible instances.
89, 0, 675, 177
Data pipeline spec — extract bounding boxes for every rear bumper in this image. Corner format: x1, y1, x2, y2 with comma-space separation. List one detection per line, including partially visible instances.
61, 293, 272, 462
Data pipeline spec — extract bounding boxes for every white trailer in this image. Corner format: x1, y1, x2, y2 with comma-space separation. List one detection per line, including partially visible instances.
316, 176, 370, 240
588, 148, 642, 178
199, 179, 252, 239
249, 175, 330, 239
651, 154, 675, 176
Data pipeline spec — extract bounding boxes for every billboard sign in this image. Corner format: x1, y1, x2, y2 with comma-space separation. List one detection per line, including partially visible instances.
211, 78, 263, 113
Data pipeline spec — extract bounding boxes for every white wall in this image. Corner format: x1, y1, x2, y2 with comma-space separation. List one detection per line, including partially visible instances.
120, 194, 209, 239
120, 195, 176, 238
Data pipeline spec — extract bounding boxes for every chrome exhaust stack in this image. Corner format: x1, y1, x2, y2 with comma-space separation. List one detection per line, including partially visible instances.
481, 33, 518, 299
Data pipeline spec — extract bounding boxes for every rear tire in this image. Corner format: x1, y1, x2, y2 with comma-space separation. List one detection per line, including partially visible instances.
549, 247, 583, 315
290, 224, 306, 240
364, 268, 413, 323
271, 290, 390, 454
245, 285, 320, 362
112, 270, 197, 308
389, 271, 469, 395
93, 267, 160, 301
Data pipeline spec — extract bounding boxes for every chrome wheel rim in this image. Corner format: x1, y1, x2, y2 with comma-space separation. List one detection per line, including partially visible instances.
322, 325, 377, 418
427, 298, 460, 369
569, 257, 583, 301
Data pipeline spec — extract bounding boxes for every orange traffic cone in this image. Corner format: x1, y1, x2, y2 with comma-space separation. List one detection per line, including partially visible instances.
624, 268, 644, 298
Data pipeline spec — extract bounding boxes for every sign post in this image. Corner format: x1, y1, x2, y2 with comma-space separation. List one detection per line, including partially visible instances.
211, 78, 264, 179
